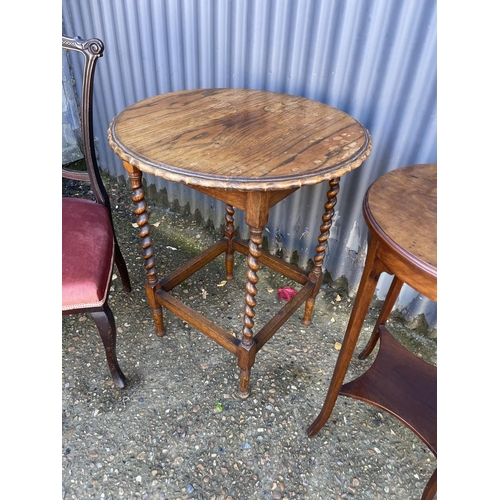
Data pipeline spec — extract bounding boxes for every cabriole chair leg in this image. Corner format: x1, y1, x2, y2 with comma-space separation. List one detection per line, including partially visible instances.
91, 305, 127, 389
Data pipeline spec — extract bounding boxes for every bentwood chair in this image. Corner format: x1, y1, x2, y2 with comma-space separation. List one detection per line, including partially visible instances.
62, 35, 131, 388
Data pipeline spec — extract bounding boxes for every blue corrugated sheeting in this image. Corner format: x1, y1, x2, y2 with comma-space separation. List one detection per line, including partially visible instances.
63, 0, 437, 331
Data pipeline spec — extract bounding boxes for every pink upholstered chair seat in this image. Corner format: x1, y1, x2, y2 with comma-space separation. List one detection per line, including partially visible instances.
62, 197, 115, 310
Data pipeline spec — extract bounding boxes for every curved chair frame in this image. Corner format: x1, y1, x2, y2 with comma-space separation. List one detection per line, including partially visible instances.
62, 35, 131, 388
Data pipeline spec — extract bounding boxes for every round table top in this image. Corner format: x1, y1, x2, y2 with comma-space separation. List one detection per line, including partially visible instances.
108, 88, 372, 191
364, 163, 437, 279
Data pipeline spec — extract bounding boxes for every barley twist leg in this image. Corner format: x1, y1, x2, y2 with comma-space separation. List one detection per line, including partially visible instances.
238, 226, 262, 397
224, 204, 236, 280
303, 178, 340, 325
128, 170, 165, 337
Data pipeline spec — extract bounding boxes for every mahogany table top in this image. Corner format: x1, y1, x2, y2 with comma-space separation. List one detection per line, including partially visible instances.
108, 88, 372, 191
364, 163, 437, 278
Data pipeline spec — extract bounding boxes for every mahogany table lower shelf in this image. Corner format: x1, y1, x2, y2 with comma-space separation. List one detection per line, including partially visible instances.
340, 325, 437, 455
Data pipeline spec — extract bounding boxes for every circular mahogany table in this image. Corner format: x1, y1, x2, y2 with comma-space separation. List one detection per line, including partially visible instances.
108, 88, 372, 397
307, 163, 437, 500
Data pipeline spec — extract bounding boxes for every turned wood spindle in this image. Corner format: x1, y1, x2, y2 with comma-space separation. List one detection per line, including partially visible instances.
224, 204, 236, 280
303, 178, 340, 325
241, 226, 263, 347
128, 170, 165, 337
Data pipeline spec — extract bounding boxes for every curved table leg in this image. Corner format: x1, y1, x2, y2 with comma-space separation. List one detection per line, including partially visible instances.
303, 178, 340, 325
126, 165, 165, 337
358, 275, 404, 359
307, 238, 384, 437
421, 469, 437, 500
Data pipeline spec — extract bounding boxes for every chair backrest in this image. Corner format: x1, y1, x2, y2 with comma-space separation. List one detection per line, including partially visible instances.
62, 35, 109, 209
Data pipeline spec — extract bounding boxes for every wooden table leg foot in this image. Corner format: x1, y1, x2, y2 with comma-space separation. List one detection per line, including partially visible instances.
302, 298, 315, 326
237, 339, 257, 399
152, 307, 166, 337
421, 469, 437, 500
145, 285, 165, 337
307, 406, 332, 437
238, 368, 251, 398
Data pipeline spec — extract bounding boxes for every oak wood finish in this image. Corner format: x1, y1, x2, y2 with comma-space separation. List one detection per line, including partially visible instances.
108, 88, 372, 397
307, 163, 437, 500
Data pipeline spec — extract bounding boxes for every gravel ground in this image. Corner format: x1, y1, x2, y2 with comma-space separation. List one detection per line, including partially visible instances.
62, 174, 437, 500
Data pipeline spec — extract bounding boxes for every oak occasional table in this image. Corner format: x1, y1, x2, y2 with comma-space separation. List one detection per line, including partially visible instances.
108, 88, 372, 398
307, 163, 437, 500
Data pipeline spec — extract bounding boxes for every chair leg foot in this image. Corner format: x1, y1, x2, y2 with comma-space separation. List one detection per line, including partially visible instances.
91, 305, 127, 389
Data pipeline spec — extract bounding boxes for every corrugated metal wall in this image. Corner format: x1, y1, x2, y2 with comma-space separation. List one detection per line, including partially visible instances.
62, 0, 437, 331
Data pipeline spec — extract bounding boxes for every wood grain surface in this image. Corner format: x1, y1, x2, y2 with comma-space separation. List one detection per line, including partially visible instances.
365, 163, 437, 274
108, 88, 372, 190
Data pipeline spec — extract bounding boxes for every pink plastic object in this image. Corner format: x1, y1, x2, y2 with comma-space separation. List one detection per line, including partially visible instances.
277, 286, 297, 302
